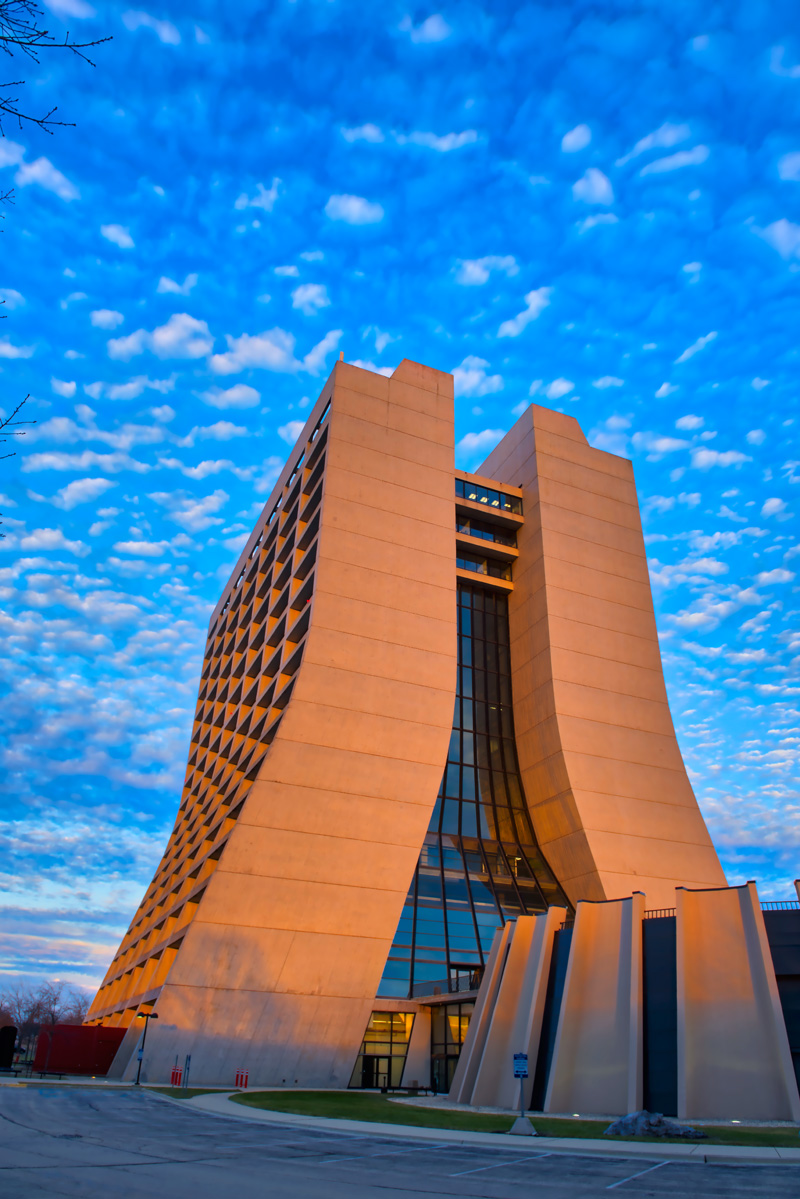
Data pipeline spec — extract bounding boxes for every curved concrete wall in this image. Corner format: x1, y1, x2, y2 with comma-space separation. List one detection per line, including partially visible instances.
479, 405, 725, 908
114, 360, 459, 1086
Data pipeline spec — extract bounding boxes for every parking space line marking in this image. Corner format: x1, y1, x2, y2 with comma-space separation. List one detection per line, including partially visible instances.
606, 1160, 668, 1189
449, 1152, 552, 1176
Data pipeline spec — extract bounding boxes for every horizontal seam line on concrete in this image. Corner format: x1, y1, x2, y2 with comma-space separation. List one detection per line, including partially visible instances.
523, 493, 642, 538
518, 745, 686, 777
324, 489, 459, 536
511, 556, 653, 608
515, 630, 661, 668
511, 612, 658, 652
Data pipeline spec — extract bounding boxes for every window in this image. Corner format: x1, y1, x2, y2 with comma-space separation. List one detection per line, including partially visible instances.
378, 584, 570, 1002
456, 477, 522, 514
349, 1012, 415, 1089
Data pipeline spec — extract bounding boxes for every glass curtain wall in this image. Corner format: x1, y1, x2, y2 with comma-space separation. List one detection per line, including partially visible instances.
348, 1011, 415, 1089
379, 583, 570, 998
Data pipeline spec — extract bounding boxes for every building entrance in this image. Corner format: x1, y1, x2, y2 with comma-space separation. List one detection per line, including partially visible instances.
359, 1054, 390, 1089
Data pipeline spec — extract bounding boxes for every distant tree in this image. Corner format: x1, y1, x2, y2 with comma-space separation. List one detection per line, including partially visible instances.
0, 0, 110, 137
0, 979, 91, 1060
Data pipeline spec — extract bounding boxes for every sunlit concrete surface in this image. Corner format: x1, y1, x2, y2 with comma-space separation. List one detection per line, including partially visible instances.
2, 1086, 800, 1198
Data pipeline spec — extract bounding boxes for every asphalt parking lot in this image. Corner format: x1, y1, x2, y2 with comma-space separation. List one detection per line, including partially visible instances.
1, 1085, 799, 1198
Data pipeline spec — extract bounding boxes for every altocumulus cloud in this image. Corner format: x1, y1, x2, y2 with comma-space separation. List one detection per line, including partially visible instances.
324, 194, 384, 224
108, 314, 213, 360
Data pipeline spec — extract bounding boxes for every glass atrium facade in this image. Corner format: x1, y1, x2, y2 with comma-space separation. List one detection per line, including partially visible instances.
378, 582, 570, 999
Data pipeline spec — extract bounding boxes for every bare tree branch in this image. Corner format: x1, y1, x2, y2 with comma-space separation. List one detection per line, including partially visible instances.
0, 0, 110, 133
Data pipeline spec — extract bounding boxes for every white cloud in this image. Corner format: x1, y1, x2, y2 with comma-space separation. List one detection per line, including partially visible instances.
399, 13, 451, 42
755, 219, 800, 260
655, 382, 678, 398
349, 360, 394, 377
561, 124, 591, 152
274, 265, 299, 277
778, 152, 800, 181
108, 313, 213, 360
156, 273, 198, 295
640, 145, 709, 175
543, 378, 574, 400
691, 447, 750, 469
676, 414, 703, 430
498, 287, 551, 337
291, 283, 330, 315
112, 539, 170, 557
0, 288, 24, 309
22, 450, 150, 473
91, 309, 124, 329
324, 194, 384, 224
341, 123, 385, 143
452, 357, 503, 398
101, 224, 134, 249
44, 0, 96, 16
747, 429, 767, 445
302, 329, 342, 375
201, 383, 261, 409
18, 528, 89, 556
234, 178, 281, 212
47, 479, 116, 510
209, 327, 341, 376
616, 122, 690, 166
572, 168, 613, 205
592, 376, 623, 389
179, 421, 246, 445
762, 497, 786, 517
632, 432, 689, 458
755, 568, 795, 585
395, 129, 477, 151
675, 331, 717, 363
454, 255, 518, 285
122, 9, 180, 43
278, 420, 305, 445
0, 142, 24, 171
15, 157, 79, 200
751, 378, 770, 391
150, 405, 175, 422
50, 378, 76, 398
0, 338, 35, 359
456, 429, 505, 461
576, 213, 619, 233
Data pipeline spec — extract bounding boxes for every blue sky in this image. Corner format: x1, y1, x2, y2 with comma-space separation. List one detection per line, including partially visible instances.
1, 0, 799, 993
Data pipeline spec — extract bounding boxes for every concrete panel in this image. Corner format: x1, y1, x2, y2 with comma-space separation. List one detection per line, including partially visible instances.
88, 359, 458, 1086
470, 909, 566, 1109
403, 1007, 432, 1089
544, 894, 645, 1115
676, 883, 800, 1121
449, 922, 513, 1104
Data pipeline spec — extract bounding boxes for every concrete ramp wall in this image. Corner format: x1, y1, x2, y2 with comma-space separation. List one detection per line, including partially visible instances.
544, 894, 644, 1115
676, 882, 800, 1121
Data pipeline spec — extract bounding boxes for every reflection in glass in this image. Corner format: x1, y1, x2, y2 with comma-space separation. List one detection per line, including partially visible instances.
348, 1011, 415, 1089
379, 584, 570, 999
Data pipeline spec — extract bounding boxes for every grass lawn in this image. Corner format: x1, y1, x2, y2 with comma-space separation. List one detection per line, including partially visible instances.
230, 1090, 800, 1148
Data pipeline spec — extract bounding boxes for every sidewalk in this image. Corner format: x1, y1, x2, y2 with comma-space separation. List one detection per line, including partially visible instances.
173, 1091, 800, 1166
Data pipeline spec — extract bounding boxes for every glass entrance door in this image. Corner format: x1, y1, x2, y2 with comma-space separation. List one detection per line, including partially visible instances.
360, 1055, 391, 1089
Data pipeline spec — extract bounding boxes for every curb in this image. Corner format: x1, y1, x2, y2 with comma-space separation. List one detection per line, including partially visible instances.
168, 1091, 800, 1166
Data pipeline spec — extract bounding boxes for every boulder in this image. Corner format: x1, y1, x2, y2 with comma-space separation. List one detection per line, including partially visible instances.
604, 1110, 707, 1139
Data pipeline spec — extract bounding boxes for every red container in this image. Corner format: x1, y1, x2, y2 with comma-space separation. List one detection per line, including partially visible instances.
33, 1024, 126, 1076
170, 1066, 183, 1086
235, 1069, 249, 1088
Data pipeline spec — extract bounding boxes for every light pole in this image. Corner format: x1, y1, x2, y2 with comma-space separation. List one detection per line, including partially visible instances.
134, 1011, 158, 1086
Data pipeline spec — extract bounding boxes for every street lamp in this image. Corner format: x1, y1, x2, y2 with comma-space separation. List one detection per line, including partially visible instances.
134, 1011, 158, 1086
